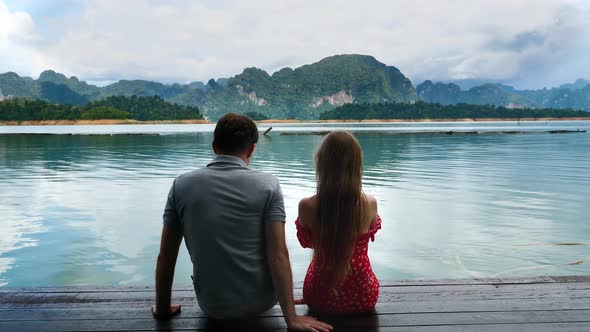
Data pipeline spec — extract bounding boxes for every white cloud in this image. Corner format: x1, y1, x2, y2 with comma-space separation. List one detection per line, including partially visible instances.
0, 1, 47, 75
1, 0, 589, 88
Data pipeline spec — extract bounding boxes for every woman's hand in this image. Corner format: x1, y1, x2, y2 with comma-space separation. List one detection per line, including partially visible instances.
151, 304, 181, 320
294, 298, 306, 305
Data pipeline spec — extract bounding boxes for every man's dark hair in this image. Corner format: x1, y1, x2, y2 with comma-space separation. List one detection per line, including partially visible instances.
214, 113, 259, 155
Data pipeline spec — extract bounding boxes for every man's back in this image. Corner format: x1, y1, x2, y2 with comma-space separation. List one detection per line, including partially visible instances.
154, 113, 332, 331
164, 155, 285, 317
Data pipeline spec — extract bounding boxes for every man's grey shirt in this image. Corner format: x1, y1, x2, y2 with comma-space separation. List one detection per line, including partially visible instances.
163, 155, 286, 318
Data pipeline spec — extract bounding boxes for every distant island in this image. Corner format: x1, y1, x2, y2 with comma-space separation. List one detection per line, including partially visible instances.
1, 54, 589, 122
0, 96, 204, 123
319, 102, 590, 121
1, 96, 589, 125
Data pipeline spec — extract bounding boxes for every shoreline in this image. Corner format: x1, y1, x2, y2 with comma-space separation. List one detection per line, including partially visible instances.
0, 119, 210, 126
0, 117, 589, 126
259, 117, 590, 124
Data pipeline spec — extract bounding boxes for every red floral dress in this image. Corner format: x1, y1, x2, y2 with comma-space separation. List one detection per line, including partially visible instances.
295, 216, 382, 313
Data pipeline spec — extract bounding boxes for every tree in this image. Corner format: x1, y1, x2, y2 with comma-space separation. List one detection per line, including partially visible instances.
80, 106, 131, 119
244, 111, 268, 121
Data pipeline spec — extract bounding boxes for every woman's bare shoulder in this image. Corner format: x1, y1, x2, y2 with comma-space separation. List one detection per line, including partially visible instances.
363, 193, 378, 210
299, 195, 318, 209
363, 193, 379, 225
298, 195, 318, 226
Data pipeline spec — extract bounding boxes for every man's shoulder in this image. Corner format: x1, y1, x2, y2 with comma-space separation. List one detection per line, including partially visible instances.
248, 169, 280, 182
239, 169, 281, 193
175, 167, 280, 187
176, 168, 208, 182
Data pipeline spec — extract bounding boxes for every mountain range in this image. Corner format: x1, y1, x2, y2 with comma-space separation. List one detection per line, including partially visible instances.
416, 80, 590, 111
1, 54, 589, 120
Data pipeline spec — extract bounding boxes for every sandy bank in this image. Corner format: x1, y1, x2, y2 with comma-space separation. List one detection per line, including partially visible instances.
258, 117, 590, 124
0, 119, 211, 126
1, 117, 589, 126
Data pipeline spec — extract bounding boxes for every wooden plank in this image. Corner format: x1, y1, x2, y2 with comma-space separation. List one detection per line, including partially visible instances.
2, 277, 590, 331
5, 282, 589, 307
0, 285, 162, 294
3, 275, 588, 294
4, 279, 589, 298
379, 276, 559, 286
1, 275, 588, 295
377, 284, 590, 303
3, 298, 590, 321
385, 275, 590, 286
379, 282, 590, 295
122, 324, 590, 332
1, 309, 590, 331
0, 292, 40, 307
116, 323, 590, 332
4, 288, 588, 311
0, 281, 302, 294
384, 277, 590, 287
0, 289, 298, 308
0, 292, 16, 308
313, 323, 590, 332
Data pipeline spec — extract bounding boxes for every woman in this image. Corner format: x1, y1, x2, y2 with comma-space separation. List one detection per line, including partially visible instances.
296, 131, 381, 314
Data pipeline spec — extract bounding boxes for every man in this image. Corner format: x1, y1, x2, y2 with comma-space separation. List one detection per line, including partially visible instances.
152, 113, 332, 331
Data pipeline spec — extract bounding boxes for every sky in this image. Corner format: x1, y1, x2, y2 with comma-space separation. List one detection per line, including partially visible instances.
1, 0, 589, 89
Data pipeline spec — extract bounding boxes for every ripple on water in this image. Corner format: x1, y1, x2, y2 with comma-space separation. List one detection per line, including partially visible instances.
1, 122, 590, 286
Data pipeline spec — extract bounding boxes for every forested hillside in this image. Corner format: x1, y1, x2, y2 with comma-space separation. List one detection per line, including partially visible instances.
1, 54, 589, 121
0, 96, 203, 121
320, 102, 590, 120
417, 81, 590, 111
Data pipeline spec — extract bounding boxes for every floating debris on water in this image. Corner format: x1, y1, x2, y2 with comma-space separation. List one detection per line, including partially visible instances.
261, 127, 273, 136
278, 130, 587, 136
280, 131, 331, 136
548, 129, 587, 134
514, 242, 588, 246
567, 260, 585, 266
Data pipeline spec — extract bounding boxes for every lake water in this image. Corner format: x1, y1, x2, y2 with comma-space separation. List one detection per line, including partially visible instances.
1, 121, 589, 287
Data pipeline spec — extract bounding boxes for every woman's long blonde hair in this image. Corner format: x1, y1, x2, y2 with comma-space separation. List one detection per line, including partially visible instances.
313, 131, 366, 287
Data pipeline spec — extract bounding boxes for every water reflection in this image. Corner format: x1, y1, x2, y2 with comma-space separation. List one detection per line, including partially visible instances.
0, 122, 589, 287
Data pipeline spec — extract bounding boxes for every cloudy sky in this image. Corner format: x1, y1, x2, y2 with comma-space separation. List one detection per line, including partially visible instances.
1, 0, 589, 89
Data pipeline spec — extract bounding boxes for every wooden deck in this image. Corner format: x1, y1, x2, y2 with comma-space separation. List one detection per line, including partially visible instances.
1, 276, 589, 331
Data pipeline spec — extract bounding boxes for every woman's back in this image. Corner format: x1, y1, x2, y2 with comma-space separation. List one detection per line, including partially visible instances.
298, 194, 377, 234
296, 194, 381, 314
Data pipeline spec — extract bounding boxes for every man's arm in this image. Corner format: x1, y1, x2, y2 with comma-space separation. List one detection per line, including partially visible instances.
152, 224, 183, 319
265, 222, 333, 332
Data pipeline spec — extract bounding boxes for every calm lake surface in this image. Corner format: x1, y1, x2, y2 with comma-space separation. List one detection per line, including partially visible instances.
1, 121, 589, 287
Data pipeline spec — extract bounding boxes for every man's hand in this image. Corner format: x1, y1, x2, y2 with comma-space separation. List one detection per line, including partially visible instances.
265, 222, 332, 331
151, 304, 181, 320
287, 315, 333, 331
154, 224, 183, 321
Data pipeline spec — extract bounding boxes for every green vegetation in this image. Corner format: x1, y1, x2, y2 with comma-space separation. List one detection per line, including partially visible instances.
2, 54, 590, 121
243, 111, 268, 121
100, 80, 208, 107
0, 96, 203, 121
80, 106, 131, 120
319, 102, 590, 120
417, 81, 590, 111
0, 98, 79, 121
86, 96, 203, 121
0, 71, 207, 108
204, 54, 417, 120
